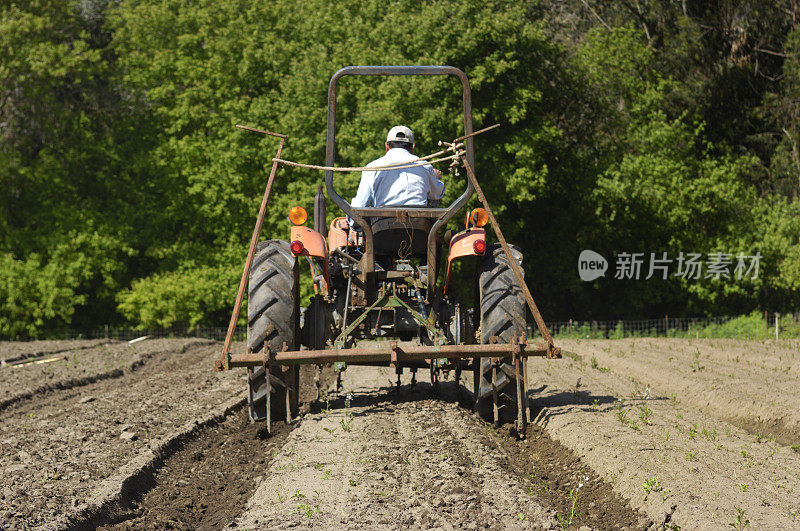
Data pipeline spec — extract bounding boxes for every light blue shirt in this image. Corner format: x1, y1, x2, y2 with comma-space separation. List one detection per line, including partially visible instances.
351, 148, 445, 210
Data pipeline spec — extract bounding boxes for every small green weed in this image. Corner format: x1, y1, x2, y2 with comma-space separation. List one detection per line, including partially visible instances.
556, 487, 580, 529
295, 503, 319, 518
638, 403, 653, 425
340, 393, 354, 432
729, 506, 750, 529
642, 477, 662, 500
615, 400, 628, 424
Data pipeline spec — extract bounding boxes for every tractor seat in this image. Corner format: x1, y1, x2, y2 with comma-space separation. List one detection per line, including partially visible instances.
368, 216, 432, 258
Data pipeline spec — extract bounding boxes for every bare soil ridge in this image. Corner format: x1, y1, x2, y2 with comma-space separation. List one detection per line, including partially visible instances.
530, 338, 800, 529
0, 340, 243, 529
232, 366, 646, 530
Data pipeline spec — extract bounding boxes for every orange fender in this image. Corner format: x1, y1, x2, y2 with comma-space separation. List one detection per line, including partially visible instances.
290, 226, 331, 296
444, 228, 486, 293
291, 226, 328, 259
327, 217, 349, 252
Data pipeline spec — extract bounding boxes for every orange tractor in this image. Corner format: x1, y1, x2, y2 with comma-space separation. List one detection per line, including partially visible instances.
216, 66, 560, 432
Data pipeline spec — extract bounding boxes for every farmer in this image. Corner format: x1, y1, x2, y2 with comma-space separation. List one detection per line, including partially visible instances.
350, 125, 445, 210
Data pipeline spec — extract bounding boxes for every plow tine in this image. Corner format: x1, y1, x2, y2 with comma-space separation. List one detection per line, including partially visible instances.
285, 368, 292, 424
265, 360, 271, 434
523, 356, 532, 425
513, 338, 526, 436
492, 362, 499, 428
473, 357, 481, 413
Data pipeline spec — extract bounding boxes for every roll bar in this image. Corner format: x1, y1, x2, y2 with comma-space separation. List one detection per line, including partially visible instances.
324, 65, 475, 301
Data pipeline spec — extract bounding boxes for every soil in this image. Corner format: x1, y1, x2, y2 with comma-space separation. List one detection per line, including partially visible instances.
560, 338, 800, 446
96, 363, 333, 530
2, 337, 797, 530
489, 423, 649, 529
0, 339, 146, 407
99, 409, 293, 530
532, 338, 800, 529
0, 339, 243, 529
231, 366, 645, 529
0, 339, 110, 364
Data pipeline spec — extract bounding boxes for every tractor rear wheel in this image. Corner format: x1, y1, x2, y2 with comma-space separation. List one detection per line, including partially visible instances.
247, 240, 300, 423
475, 243, 526, 424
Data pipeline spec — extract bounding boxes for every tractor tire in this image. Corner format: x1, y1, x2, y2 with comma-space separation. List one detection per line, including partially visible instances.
246, 240, 300, 423
475, 243, 526, 424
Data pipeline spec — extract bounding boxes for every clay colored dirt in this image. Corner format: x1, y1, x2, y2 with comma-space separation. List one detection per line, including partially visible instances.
231, 366, 645, 530
533, 338, 800, 529
1, 338, 798, 529
0, 339, 243, 528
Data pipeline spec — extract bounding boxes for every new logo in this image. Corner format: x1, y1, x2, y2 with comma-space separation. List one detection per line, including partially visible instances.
578, 250, 607, 281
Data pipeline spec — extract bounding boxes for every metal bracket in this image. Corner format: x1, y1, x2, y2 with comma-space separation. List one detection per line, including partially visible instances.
333, 289, 390, 348
388, 294, 448, 345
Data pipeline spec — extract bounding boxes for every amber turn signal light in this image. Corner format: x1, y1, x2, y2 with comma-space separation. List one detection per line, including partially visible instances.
288, 206, 308, 225
470, 208, 488, 227
473, 239, 487, 254
290, 240, 305, 255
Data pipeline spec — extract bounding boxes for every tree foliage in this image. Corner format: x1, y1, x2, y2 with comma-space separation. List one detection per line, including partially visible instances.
2, 0, 800, 337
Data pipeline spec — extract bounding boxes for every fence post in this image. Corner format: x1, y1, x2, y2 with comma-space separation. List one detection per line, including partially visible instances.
775, 312, 779, 340
196, 324, 200, 338
664, 315, 668, 337
104, 324, 109, 340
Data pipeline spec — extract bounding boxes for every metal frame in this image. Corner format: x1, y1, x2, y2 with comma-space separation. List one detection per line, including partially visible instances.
324, 65, 476, 302
217, 126, 286, 371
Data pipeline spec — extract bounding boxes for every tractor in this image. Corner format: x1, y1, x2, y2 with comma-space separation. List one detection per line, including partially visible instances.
217, 66, 560, 432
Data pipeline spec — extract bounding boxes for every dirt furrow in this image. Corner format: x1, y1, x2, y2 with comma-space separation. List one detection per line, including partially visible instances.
232, 365, 646, 529
0, 339, 203, 409
95, 407, 292, 530
0, 340, 243, 529
526, 344, 800, 529
559, 338, 800, 445
0, 340, 111, 365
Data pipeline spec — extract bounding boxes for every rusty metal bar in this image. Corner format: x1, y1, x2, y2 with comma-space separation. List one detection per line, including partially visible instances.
473, 357, 481, 413
514, 342, 525, 435
229, 341, 557, 368
235, 124, 287, 138
453, 123, 500, 142
523, 356, 532, 425
216, 133, 286, 371
460, 156, 556, 349
285, 368, 291, 424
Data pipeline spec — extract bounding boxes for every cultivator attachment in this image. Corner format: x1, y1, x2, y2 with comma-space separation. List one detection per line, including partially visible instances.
228, 338, 559, 367
215, 65, 562, 435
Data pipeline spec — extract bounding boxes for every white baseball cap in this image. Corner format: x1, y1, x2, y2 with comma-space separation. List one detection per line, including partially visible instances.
386, 125, 414, 144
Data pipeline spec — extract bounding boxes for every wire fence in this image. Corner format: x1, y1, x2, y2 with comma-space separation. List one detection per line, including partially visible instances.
7, 312, 800, 342
529, 312, 800, 340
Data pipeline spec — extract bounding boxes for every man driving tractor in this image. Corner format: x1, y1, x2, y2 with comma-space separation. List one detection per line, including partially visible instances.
348, 126, 446, 263
351, 125, 446, 210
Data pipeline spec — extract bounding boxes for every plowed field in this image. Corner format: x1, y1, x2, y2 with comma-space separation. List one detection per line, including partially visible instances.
1, 338, 797, 529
